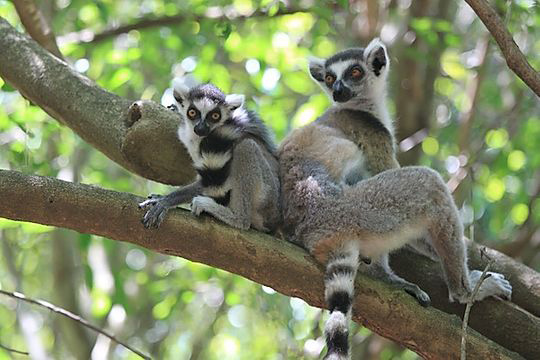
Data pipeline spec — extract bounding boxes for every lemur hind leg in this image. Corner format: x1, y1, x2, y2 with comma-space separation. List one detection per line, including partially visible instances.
427, 212, 512, 303
366, 253, 431, 306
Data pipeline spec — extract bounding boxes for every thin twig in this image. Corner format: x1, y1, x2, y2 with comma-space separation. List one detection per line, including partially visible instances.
0, 289, 151, 360
464, 0, 540, 97
460, 250, 494, 360
57, 7, 303, 45
0, 343, 29, 356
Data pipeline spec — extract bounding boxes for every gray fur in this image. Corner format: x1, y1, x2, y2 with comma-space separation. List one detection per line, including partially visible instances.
281, 39, 512, 359
278, 155, 513, 304
191, 138, 281, 231
139, 78, 280, 233
308, 38, 393, 135
139, 180, 202, 229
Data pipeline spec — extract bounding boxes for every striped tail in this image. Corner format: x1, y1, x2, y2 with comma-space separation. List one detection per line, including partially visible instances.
323, 246, 359, 360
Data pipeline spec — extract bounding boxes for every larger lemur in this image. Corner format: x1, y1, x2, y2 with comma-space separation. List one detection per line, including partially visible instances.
279, 39, 512, 360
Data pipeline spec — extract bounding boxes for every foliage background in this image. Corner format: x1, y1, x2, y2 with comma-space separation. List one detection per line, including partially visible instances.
0, 0, 538, 359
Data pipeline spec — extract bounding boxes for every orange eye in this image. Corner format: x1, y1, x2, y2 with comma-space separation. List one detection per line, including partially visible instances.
187, 109, 197, 118
211, 112, 221, 121
325, 74, 335, 85
351, 68, 362, 78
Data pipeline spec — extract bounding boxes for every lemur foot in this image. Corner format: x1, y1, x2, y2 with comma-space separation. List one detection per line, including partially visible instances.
469, 270, 512, 302
400, 283, 431, 307
138, 194, 169, 229
191, 195, 216, 216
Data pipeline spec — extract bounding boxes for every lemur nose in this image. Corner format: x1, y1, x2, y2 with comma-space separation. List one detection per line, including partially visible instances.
333, 80, 344, 94
332, 80, 352, 102
194, 121, 210, 136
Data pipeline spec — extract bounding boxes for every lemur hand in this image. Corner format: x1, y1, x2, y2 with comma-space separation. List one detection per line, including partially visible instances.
139, 194, 169, 229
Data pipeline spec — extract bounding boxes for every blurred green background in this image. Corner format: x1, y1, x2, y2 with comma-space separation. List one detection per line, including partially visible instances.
0, 0, 539, 359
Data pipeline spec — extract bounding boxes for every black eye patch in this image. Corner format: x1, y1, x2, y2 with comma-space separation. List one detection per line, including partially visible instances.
206, 109, 222, 123
324, 71, 337, 88
187, 106, 200, 121
344, 64, 364, 80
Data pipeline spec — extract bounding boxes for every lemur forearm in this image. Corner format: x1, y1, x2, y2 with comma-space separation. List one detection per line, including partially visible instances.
163, 179, 203, 207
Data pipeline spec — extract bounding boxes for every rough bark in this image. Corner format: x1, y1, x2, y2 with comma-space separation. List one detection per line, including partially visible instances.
0, 17, 195, 185
0, 169, 538, 360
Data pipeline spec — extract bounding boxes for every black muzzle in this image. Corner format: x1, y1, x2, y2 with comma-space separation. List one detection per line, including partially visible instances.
332, 80, 353, 102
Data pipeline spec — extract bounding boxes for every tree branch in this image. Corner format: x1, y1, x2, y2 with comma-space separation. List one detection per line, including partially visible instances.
0, 289, 150, 360
0, 169, 536, 360
0, 17, 194, 185
12, 0, 63, 59
0, 343, 29, 356
461, 254, 493, 360
57, 7, 303, 45
464, 0, 540, 97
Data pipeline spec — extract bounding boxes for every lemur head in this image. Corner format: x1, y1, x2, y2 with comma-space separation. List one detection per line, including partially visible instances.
172, 78, 244, 137
308, 38, 389, 105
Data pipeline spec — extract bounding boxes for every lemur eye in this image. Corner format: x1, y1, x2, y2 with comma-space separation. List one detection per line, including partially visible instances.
351, 68, 362, 78
325, 74, 335, 85
187, 109, 197, 118
211, 112, 221, 121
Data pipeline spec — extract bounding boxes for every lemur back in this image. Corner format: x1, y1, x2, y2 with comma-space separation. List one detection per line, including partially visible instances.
279, 39, 512, 360
140, 80, 280, 233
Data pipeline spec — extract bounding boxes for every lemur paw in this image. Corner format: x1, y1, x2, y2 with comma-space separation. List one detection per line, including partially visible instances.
191, 196, 216, 216
138, 194, 163, 209
138, 194, 169, 229
469, 270, 512, 302
401, 283, 431, 307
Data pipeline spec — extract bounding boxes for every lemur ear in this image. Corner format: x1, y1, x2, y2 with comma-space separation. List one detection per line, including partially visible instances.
308, 56, 325, 82
364, 38, 389, 77
172, 76, 198, 105
225, 94, 245, 110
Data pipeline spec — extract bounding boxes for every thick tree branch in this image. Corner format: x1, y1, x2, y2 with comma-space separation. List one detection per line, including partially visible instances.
464, 0, 540, 97
57, 7, 303, 45
0, 17, 194, 185
0, 169, 537, 359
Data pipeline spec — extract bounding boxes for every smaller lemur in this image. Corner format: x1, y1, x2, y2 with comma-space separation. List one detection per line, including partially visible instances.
139, 78, 281, 233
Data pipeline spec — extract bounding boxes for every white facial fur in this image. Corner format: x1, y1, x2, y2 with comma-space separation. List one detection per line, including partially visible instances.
172, 77, 247, 166
308, 38, 394, 135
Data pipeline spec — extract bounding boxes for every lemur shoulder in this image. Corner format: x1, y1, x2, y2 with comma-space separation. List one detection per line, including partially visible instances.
139, 78, 281, 233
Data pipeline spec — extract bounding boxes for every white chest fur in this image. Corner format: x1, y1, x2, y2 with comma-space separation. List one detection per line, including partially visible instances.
178, 123, 233, 171
178, 123, 203, 167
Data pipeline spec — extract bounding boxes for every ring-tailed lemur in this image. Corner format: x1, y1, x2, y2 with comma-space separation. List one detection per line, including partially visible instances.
279, 39, 512, 360
139, 78, 281, 233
